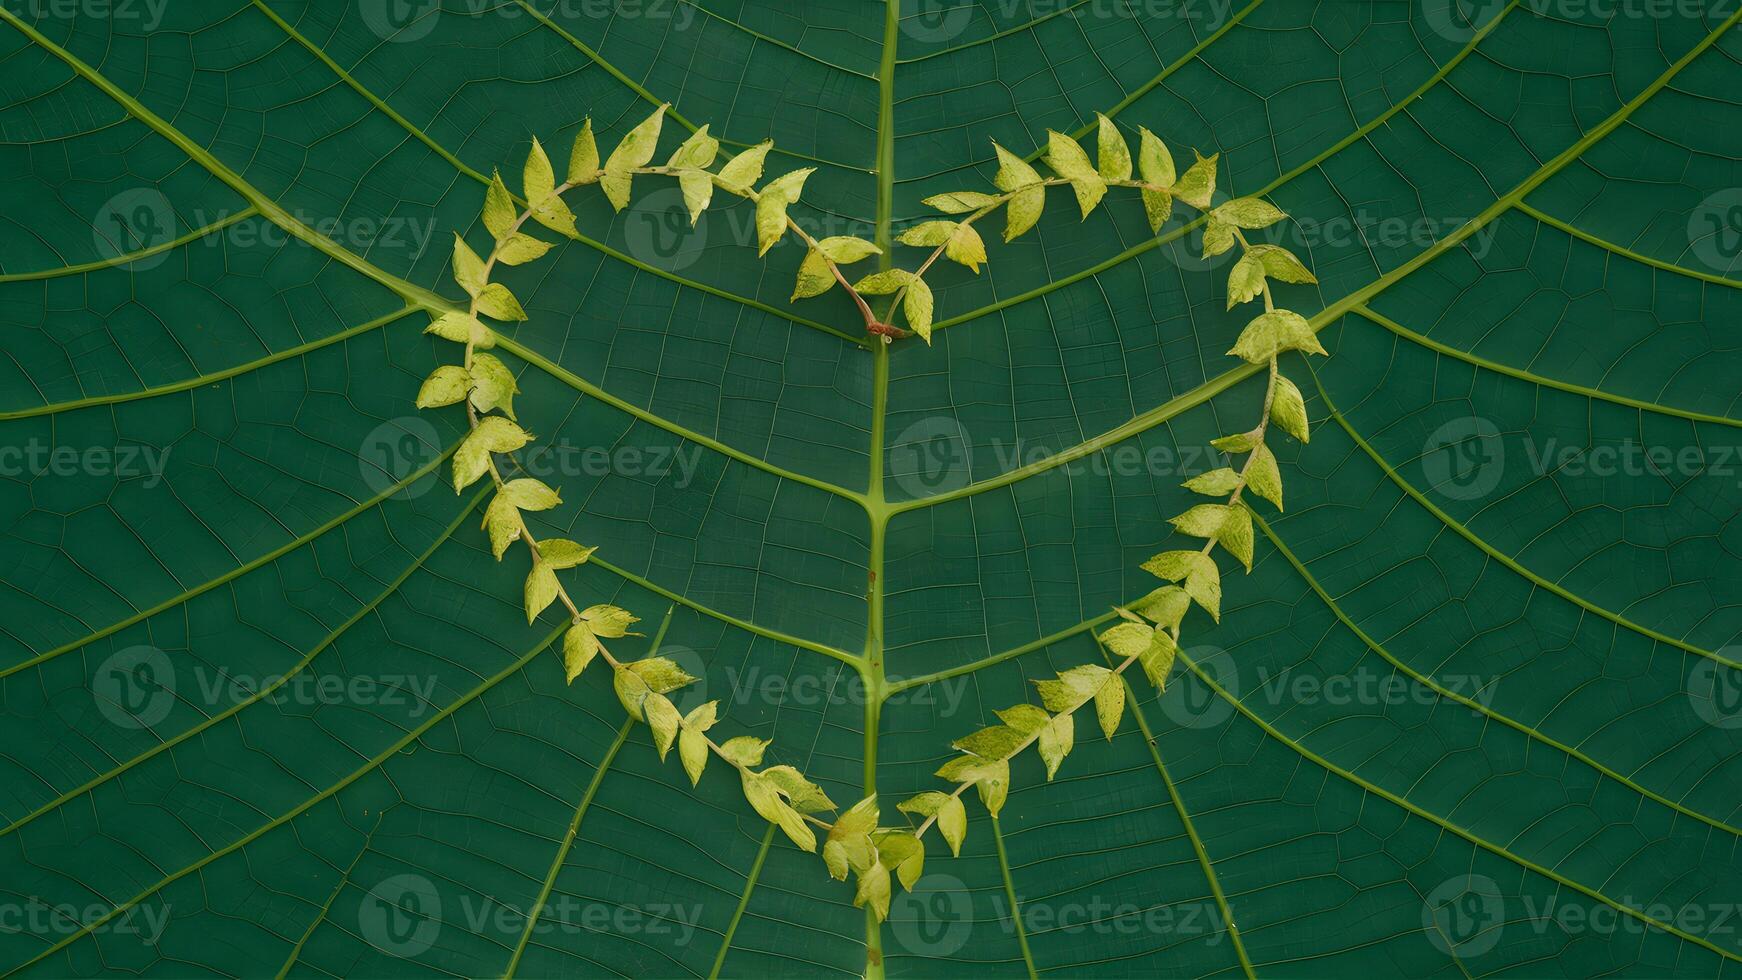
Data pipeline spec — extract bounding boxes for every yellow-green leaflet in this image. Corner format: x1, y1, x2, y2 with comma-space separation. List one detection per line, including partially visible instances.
568, 118, 599, 183
601, 103, 667, 210
992, 141, 1045, 241
1095, 112, 1131, 181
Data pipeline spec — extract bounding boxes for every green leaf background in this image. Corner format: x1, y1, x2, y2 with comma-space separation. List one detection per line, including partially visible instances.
3, 0, 1742, 976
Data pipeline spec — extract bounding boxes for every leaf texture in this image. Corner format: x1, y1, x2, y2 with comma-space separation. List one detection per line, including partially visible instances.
1, 2, 1741, 978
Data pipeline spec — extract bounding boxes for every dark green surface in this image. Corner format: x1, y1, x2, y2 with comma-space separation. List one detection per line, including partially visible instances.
2, 0, 1741, 976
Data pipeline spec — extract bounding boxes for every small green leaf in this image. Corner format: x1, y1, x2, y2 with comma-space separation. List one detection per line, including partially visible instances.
897, 792, 966, 857
1249, 243, 1318, 284
473, 416, 531, 452
1171, 503, 1231, 539
1213, 197, 1286, 229
645, 692, 681, 760
1172, 151, 1218, 210
1037, 712, 1074, 780
718, 736, 769, 768
897, 221, 987, 272
1137, 126, 1175, 188
601, 103, 667, 210
1246, 444, 1284, 510
897, 220, 956, 247
563, 623, 599, 682
625, 656, 697, 694
755, 168, 814, 256
1202, 217, 1235, 258
483, 172, 516, 239
481, 494, 520, 559
580, 603, 638, 637
717, 139, 771, 193
1271, 374, 1310, 442
496, 232, 552, 266
524, 563, 559, 623
502, 477, 559, 511
537, 539, 596, 569
952, 725, 1026, 760
741, 770, 812, 850
992, 142, 1046, 241
1140, 629, 1179, 691
1130, 586, 1192, 632
568, 118, 599, 184
1034, 664, 1111, 713
524, 136, 556, 207
792, 250, 835, 301
1142, 185, 1173, 234
425, 311, 493, 348
678, 701, 718, 786
475, 282, 528, 322
1182, 467, 1241, 497
415, 365, 470, 409
877, 831, 925, 892
1211, 431, 1260, 454
851, 269, 914, 295
922, 190, 998, 214
1095, 112, 1131, 182
678, 172, 712, 225
1227, 253, 1266, 309
994, 703, 1050, 736
854, 859, 891, 921
1099, 622, 1154, 661
1142, 549, 1222, 621
468, 352, 518, 418
1229, 309, 1325, 363
614, 667, 652, 720
1045, 129, 1106, 217
1093, 678, 1121, 741
666, 124, 719, 170
451, 234, 487, 296
1220, 506, 1255, 570
815, 236, 881, 264
762, 765, 835, 812
903, 276, 935, 343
